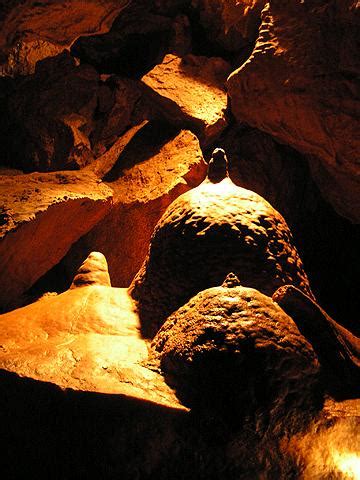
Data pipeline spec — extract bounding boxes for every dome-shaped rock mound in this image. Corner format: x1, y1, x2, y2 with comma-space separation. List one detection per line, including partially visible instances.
130, 149, 313, 337
152, 274, 321, 425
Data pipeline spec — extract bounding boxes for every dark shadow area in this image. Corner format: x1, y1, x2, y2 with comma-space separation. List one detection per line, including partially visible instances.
104, 120, 180, 181
215, 126, 360, 335
0, 369, 302, 480
71, 11, 172, 78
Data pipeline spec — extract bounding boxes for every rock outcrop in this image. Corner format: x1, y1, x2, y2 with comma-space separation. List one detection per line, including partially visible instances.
2, 52, 99, 171
71, 10, 173, 77
1, 52, 145, 172
0, 251, 183, 407
131, 149, 313, 336
273, 285, 360, 396
152, 274, 321, 422
141, 54, 231, 145
227, 1, 360, 222
0, 0, 131, 76
59, 124, 207, 290
0, 171, 112, 311
192, 0, 265, 51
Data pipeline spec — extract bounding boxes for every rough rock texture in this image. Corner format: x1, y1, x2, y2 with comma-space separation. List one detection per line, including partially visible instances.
130, 158, 313, 336
90, 76, 143, 155
0, 171, 112, 311
0, 0, 131, 76
56, 124, 207, 290
218, 126, 360, 333
2, 52, 99, 171
192, 0, 265, 51
227, 1, 360, 222
273, 285, 360, 396
0, 3, 358, 478
152, 275, 321, 421
141, 54, 231, 145
1, 51, 145, 171
0, 39, 65, 77
0, 252, 183, 408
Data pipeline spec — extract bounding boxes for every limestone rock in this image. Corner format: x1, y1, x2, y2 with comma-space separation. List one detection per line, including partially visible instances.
192, 0, 265, 51
168, 14, 192, 57
0, 39, 65, 77
152, 276, 321, 420
70, 251, 111, 288
0, 264, 183, 409
60, 123, 207, 289
227, 1, 360, 222
0, 0, 130, 76
287, 397, 360, 479
273, 285, 360, 395
0, 171, 112, 311
130, 150, 313, 336
218, 126, 360, 334
2, 52, 99, 171
71, 11, 172, 77
141, 54, 231, 145
90, 76, 144, 155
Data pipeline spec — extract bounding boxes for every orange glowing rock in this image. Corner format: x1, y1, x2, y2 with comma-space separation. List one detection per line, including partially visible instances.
63, 124, 207, 288
0, 251, 184, 409
130, 148, 313, 337
227, 1, 360, 222
0, 0, 131, 75
0, 170, 112, 312
141, 54, 231, 146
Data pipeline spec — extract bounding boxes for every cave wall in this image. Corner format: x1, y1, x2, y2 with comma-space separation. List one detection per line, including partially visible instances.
0, 0, 358, 332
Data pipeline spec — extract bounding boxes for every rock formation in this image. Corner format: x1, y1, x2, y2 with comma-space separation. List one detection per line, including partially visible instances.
192, 0, 265, 51
0, 1, 358, 479
131, 149, 313, 336
60, 123, 207, 289
0, 251, 182, 406
0, 170, 112, 311
0, 0, 131, 76
152, 273, 321, 423
227, 0, 360, 222
141, 54, 231, 145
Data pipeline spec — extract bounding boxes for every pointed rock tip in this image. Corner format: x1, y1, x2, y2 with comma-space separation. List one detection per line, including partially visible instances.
70, 251, 111, 288
222, 272, 241, 288
207, 148, 229, 183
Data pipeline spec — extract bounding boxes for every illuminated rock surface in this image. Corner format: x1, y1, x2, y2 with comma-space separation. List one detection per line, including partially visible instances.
0, 252, 182, 407
0, 171, 112, 311
0, 1, 358, 479
70, 251, 111, 288
131, 150, 313, 336
141, 54, 231, 145
61, 123, 206, 288
227, 0, 360, 222
152, 274, 321, 418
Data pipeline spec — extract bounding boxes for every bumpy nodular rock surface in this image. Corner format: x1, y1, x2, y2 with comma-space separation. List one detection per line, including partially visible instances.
130, 149, 313, 337
152, 274, 321, 426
